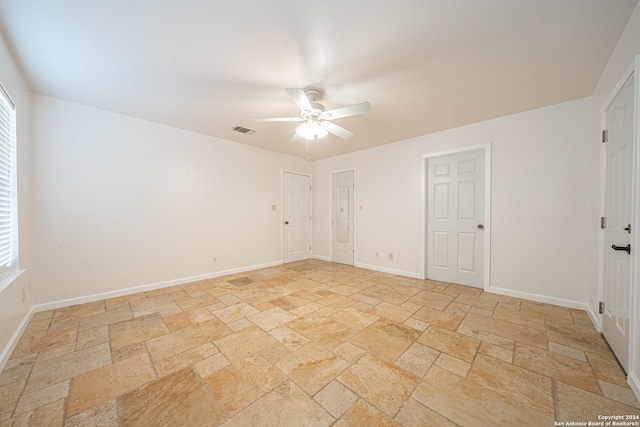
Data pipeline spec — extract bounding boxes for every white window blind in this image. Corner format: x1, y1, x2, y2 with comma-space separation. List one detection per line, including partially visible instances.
0, 83, 17, 283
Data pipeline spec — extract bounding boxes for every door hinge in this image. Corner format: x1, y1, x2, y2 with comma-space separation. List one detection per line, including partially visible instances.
602, 130, 608, 143
600, 217, 607, 229
599, 301, 604, 314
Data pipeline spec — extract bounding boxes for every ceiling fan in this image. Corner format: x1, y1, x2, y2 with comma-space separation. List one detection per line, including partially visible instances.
253, 88, 372, 142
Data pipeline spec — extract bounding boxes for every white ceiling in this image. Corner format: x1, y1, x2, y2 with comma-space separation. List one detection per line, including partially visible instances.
0, 1, 637, 160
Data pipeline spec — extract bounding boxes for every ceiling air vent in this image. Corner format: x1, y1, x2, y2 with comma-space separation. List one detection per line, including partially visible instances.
231, 125, 255, 135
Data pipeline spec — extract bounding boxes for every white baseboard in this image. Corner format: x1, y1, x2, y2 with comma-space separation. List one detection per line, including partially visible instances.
586, 304, 601, 331
486, 285, 589, 311
0, 306, 34, 372
311, 254, 331, 262
34, 260, 283, 313
354, 262, 423, 279
629, 372, 640, 404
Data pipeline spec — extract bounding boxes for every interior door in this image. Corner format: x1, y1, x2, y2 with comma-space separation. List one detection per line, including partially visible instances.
427, 150, 485, 288
603, 72, 634, 373
332, 170, 354, 265
283, 172, 311, 263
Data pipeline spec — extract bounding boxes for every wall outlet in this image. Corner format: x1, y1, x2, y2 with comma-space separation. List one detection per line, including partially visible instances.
212, 256, 217, 263
271, 204, 277, 211
375, 252, 379, 258
21, 289, 26, 301
388, 253, 394, 261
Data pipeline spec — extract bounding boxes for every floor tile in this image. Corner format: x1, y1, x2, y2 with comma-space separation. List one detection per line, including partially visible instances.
288, 315, 356, 349
211, 302, 260, 324
351, 319, 420, 363
598, 380, 640, 409
65, 399, 119, 427
335, 399, 400, 427
213, 325, 279, 362
78, 305, 133, 331
268, 325, 311, 350
276, 343, 349, 395
5, 398, 64, 427
417, 325, 480, 362
555, 381, 640, 421
434, 353, 471, 377
153, 342, 219, 377
14, 380, 69, 415
367, 302, 416, 323
0, 380, 24, 421
459, 312, 547, 348
338, 354, 418, 417
411, 306, 463, 330
118, 368, 222, 426
408, 290, 454, 310
164, 307, 216, 331
223, 381, 334, 427
586, 352, 629, 387
247, 307, 297, 331
205, 354, 286, 417
314, 380, 358, 418
394, 343, 440, 378
0, 354, 36, 387
394, 398, 457, 427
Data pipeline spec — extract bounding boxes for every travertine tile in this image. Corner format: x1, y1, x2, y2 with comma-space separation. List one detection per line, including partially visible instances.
411, 306, 462, 330
459, 312, 547, 348
175, 294, 220, 311
193, 353, 230, 378
78, 305, 133, 331
394, 398, 457, 427
145, 318, 231, 362
118, 368, 223, 426
0, 354, 36, 387
546, 323, 611, 355
314, 380, 358, 418
598, 380, 640, 409
408, 291, 454, 310
213, 325, 278, 362
338, 354, 418, 417
0, 380, 24, 421
351, 319, 420, 363
247, 307, 297, 331
330, 308, 379, 330
53, 302, 104, 321
65, 399, 119, 427
211, 302, 259, 324
67, 353, 156, 415
413, 366, 554, 426
586, 352, 629, 387
14, 380, 69, 415
276, 343, 349, 395
332, 342, 366, 363
478, 341, 513, 363
226, 317, 252, 332
205, 354, 286, 417
290, 302, 323, 317
108, 314, 169, 350
367, 302, 416, 323
153, 342, 219, 377
469, 353, 554, 415
223, 381, 334, 427
288, 315, 356, 349
163, 307, 216, 331
556, 381, 640, 421
111, 342, 147, 363
434, 353, 471, 377
394, 343, 440, 378
5, 398, 64, 427
548, 341, 587, 362
268, 325, 311, 350
335, 399, 399, 427
259, 341, 293, 363
25, 344, 111, 394
514, 344, 600, 393
360, 287, 411, 305
76, 326, 109, 350
31, 311, 54, 322
456, 322, 515, 349
417, 325, 480, 362
403, 317, 429, 331
133, 302, 182, 318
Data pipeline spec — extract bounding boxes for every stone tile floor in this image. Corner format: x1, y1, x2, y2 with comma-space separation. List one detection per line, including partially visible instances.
1, 259, 639, 426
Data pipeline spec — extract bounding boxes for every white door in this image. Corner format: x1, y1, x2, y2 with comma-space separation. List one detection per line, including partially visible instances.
603, 72, 634, 373
283, 172, 311, 263
427, 150, 485, 288
332, 170, 354, 265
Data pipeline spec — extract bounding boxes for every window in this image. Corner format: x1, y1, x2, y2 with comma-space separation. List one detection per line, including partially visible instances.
0, 82, 19, 288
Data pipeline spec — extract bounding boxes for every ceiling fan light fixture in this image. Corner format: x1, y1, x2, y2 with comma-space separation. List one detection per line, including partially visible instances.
296, 120, 328, 140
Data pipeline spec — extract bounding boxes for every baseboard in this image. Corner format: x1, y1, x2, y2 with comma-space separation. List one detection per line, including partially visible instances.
629, 372, 640, 404
311, 254, 331, 262
486, 285, 588, 311
586, 304, 601, 331
0, 306, 34, 372
354, 262, 423, 279
34, 260, 283, 313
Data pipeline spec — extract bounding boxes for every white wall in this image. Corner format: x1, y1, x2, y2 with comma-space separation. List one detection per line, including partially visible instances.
0, 32, 34, 366
589, 1, 640, 398
30, 95, 311, 304
313, 97, 593, 306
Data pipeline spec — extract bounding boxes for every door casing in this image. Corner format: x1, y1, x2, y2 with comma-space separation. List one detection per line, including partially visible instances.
330, 168, 356, 265
282, 170, 312, 263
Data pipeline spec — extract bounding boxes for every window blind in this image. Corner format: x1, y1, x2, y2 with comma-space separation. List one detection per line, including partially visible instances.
0, 83, 16, 282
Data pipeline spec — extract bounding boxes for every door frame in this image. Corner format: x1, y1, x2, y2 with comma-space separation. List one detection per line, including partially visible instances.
281, 170, 312, 263
422, 144, 492, 289
330, 168, 356, 264
597, 55, 640, 383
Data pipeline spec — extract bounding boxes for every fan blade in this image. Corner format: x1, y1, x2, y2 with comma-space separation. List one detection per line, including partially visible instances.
322, 102, 372, 120
252, 117, 304, 122
290, 133, 303, 142
286, 88, 313, 112
323, 122, 354, 140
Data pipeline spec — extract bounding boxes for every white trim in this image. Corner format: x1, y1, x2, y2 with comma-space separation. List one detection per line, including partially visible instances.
422, 143, 492, 290
312, 254, 331, 262
355, 262, 423, 279
586, 304, 600, 331
629, 372, 640, 403
0, 305, 34, 372
330, 168, 356, 266
486, 285, 589, 311
281, 170, 313, 264
33, 260, 283, 312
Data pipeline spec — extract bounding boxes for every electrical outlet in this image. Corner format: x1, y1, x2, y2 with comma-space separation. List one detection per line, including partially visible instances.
375, 252, 379, 258
388, 253, 394, 261
212, 256, 217, 263
21, 289, 26, 301
271, 204, 277, 211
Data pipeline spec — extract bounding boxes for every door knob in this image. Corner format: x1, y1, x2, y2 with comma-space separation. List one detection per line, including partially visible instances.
612, 244, 631, 254
477, 224, 484, 230
284, 221, 289, 225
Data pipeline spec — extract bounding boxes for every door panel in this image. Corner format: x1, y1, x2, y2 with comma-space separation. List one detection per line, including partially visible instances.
427, 150, 485, 288
283, 172, 311, 263
332, 170, 354, 265
602, 72, 634, 373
